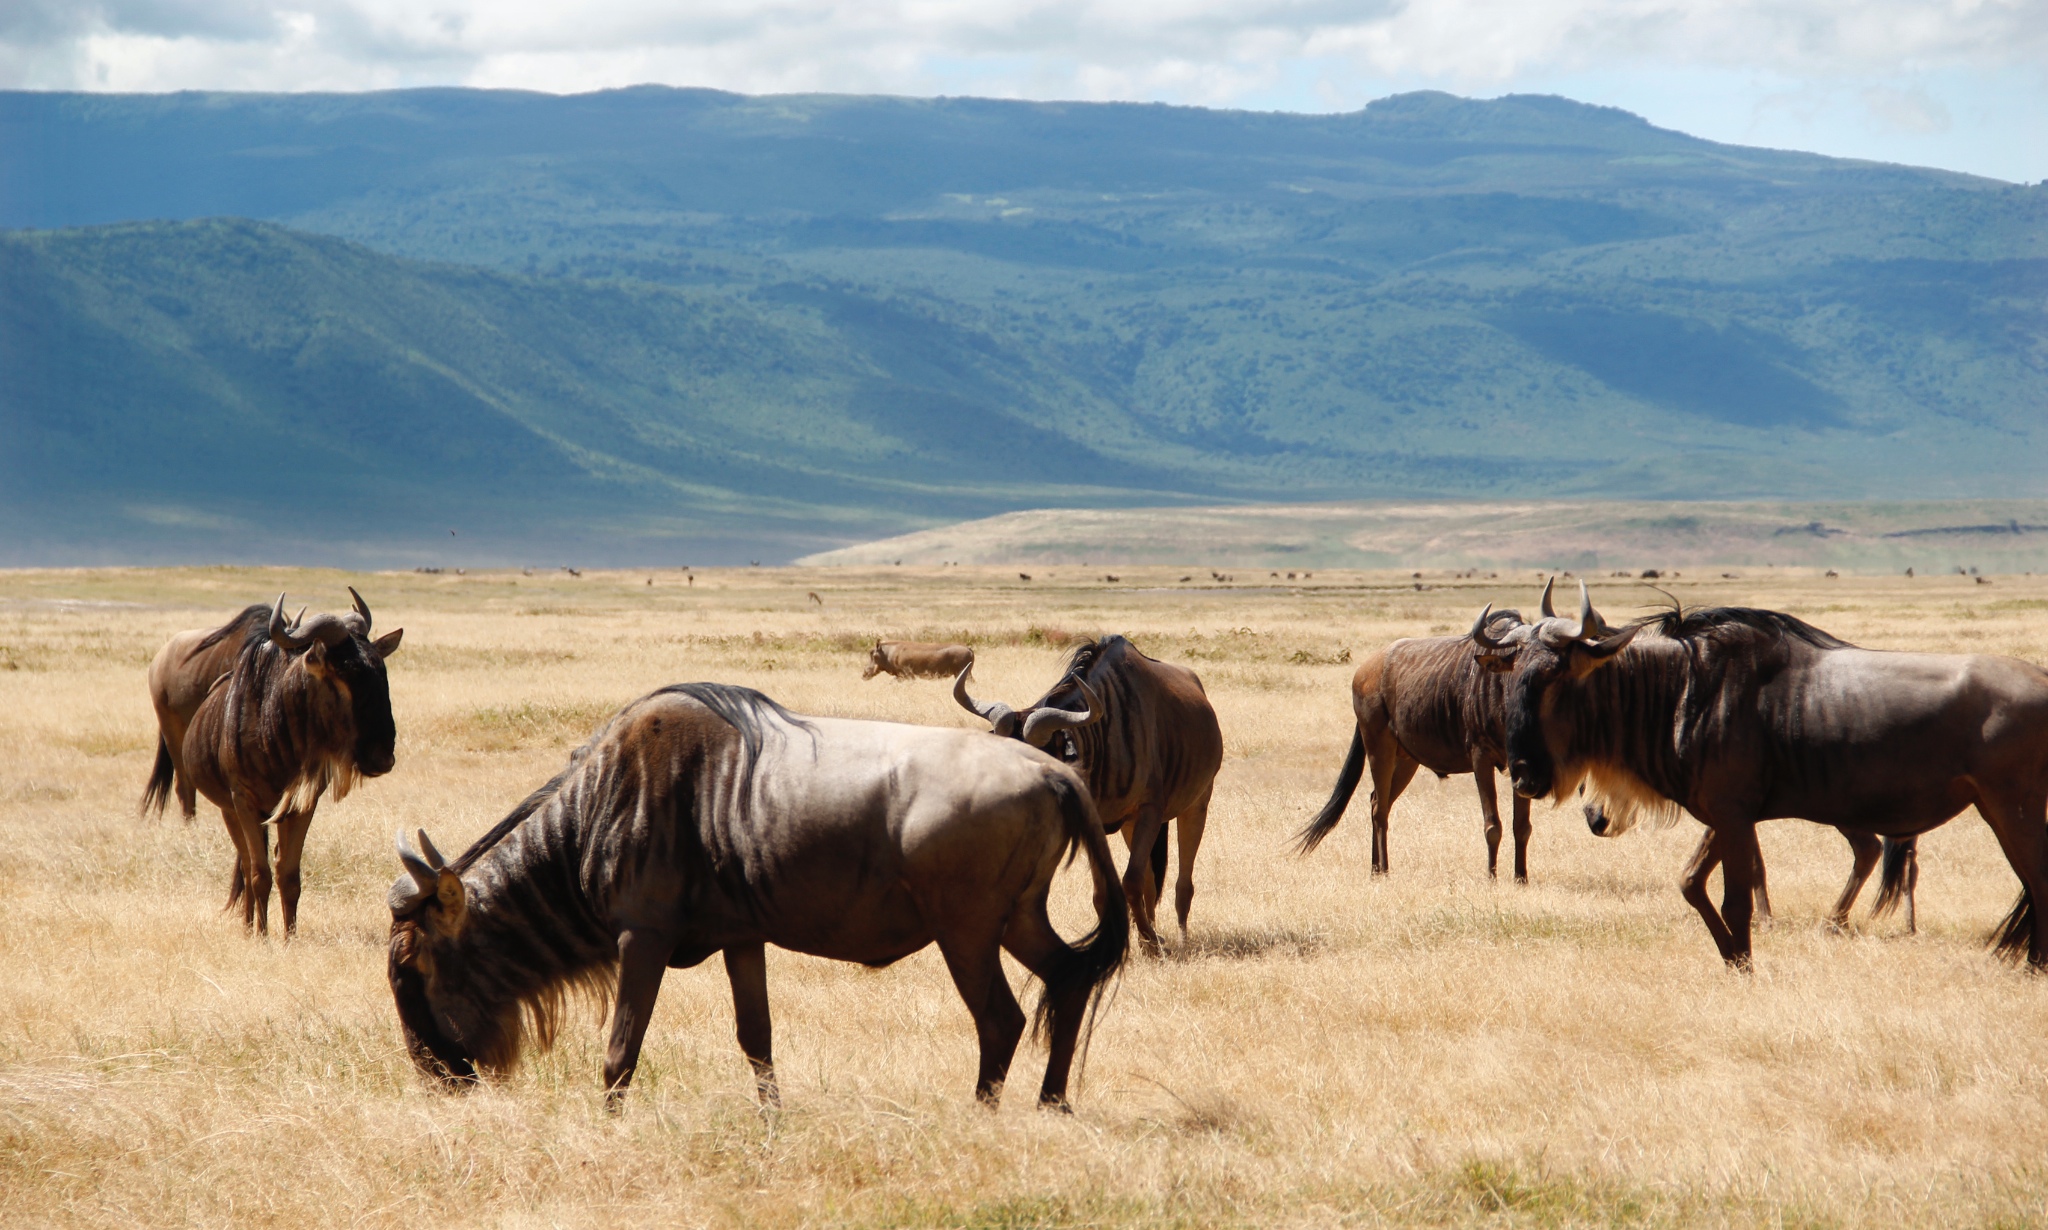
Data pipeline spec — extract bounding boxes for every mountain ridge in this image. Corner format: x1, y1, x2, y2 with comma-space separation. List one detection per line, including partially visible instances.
2, 86, 2041, 563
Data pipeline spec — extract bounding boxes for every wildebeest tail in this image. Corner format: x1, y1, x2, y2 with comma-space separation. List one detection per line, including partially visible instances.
1991, 889, 2036, 963
1294, 726, 1364, 854
1033, 774, 1128, 1043
1871, 837, 1914, 919
140, 735, 176, 821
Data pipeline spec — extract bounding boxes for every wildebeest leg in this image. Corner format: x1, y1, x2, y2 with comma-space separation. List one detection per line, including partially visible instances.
1750, 840, 1773, 925
936, 927, 1026, 1106
1120, 805, 1169, 955
1717, 821, 1761, 970
1677, 827, 1739, 964
1472, 755, 1504, 880
722, 943, 778, 1108
219, 808, 253, 923
999, 906, 1085, 1109
1827, 829, 1883, 930
271, 804, 317, 939
1172, 787, 1212, 937
1510, 789, 1532, 884
1147, 826, 1169, 914
1370, 752, 1420, 878
1977, 789, 2048, 967
603, 928, 674, 1109
231, 804, 275, 936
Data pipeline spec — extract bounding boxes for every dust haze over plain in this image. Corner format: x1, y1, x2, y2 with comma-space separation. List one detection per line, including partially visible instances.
0, 2, 2042, 565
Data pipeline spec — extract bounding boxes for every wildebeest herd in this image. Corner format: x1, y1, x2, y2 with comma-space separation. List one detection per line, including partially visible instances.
139, 580, 2048, 1110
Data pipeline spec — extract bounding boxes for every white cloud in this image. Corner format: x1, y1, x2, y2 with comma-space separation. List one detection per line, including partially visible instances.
3, 1, 2044, 177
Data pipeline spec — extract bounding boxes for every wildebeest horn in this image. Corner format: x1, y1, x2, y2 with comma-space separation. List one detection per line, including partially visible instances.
1020, 679, 1101, 747
270, 594, 313, 650
952, 664, 1018, 737
1538, 577, 1556, 618
347, 586, 372, 632
1567, 580, 1595, 640
392, 829, 438, 911
416, 827, 448, 872
1469, 603, 1510, 650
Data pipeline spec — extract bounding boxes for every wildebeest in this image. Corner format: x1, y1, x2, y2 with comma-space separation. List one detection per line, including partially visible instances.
141, 604, 271, 820
1472, 582, 2048, 968
1296, 606, 1534, 880
185, 591, 403, 936
863, 640, 974, 680
387, 683, 1126, 1109
1586, 800, 1922, 933
953, 636, 1222, 953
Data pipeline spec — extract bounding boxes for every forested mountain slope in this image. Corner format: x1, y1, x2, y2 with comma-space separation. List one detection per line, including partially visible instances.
2, 88, 2041, 563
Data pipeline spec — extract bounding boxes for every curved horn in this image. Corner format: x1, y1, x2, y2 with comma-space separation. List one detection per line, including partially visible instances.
1020, 679, 1101, 747
391, 829, 437, 911
1469, 603, 1510, 650
1568, 580, 1595, 640
952, 664, 1018, 737
347, 586, 373, 633
1539, 577, 1556, 619
269, 593, 313, 650
416, 828, 448, 873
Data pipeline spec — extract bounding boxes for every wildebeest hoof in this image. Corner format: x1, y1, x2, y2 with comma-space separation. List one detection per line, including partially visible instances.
1038, 1094, 1074, 1114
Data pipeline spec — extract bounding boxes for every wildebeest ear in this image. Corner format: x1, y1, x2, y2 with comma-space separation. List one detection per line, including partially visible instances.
373, 628, 404, 658
1567, 625, 1638, 676
302, 642, 331, 677
434, 871, 467, 933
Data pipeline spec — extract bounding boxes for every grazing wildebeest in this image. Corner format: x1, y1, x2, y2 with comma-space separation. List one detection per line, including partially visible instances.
387, 683, 1126, 1109
141, 604, 272, 820
863, 640, 975, 680
1585, 800, 1922, 933
1472, 582, 2048, 968
953, 636, 1222, 954
186, 591, 403, 936
1296, 606, 1534, 880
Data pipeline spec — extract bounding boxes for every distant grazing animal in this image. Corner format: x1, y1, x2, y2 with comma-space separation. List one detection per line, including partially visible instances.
1472, 582, 2048, 968
185, 591, 403, 936
954, 636, 1222, 953
387, 683, 1126, 1109
1296, 605, 1533, 880
142, 604, 271, 821
863, 640, 974, 680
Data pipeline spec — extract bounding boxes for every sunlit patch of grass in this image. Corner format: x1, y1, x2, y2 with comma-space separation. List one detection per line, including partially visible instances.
442, 700, 619, 752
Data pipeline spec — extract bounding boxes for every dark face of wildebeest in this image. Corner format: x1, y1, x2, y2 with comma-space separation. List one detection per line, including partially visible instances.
272, 588, 403, 777
387, 829, 494, 1084
1469, 580, 1637, 801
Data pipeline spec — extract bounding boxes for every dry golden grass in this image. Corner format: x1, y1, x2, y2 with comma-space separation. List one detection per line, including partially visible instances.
6, 564, 2048, 1227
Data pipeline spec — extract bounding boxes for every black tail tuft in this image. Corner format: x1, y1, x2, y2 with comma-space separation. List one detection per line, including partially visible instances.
1871, 837, 1915, 919
1033, 776, 1128, 1049
1990, 889, 2036, 964
140, 735, 176, 821
1294, 727, 1365, 855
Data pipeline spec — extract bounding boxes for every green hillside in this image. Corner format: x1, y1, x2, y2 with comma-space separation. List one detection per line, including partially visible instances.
2, 88, 2043, 562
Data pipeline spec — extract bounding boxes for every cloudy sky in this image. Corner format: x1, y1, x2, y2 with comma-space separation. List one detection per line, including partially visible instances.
5, 1, 2043, 182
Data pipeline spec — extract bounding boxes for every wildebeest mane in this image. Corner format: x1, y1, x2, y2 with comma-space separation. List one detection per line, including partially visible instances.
194, 604, 271, 655
1631, 606, 1854, 651
447, 682, 812, 877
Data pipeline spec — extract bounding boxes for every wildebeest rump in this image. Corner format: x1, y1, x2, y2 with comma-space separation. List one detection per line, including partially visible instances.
1473, 583, 2048, 968
185, 591, 403, 935
1296, 607, 1534, 880
141, 604, 270, 821
863, 640, 974, 680
388, 683, 1127, 1109
954, 636, 1222, 953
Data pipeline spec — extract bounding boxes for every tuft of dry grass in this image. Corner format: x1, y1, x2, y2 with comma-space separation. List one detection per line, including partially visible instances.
5, 565, 2048, 1227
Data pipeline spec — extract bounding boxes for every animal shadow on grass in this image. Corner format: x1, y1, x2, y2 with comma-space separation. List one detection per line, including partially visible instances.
1167, 925, 1327, 962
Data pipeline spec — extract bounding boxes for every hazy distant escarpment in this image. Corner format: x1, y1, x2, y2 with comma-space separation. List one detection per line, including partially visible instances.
2, 88, 2043, 564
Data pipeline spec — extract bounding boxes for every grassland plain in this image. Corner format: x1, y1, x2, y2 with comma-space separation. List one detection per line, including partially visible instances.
6, 564, 2048, 1228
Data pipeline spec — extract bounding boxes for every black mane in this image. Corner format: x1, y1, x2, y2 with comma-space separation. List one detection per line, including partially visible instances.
196, 604, 271, 654
1634, 606, 1854, 651
451, 683, 812, 875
